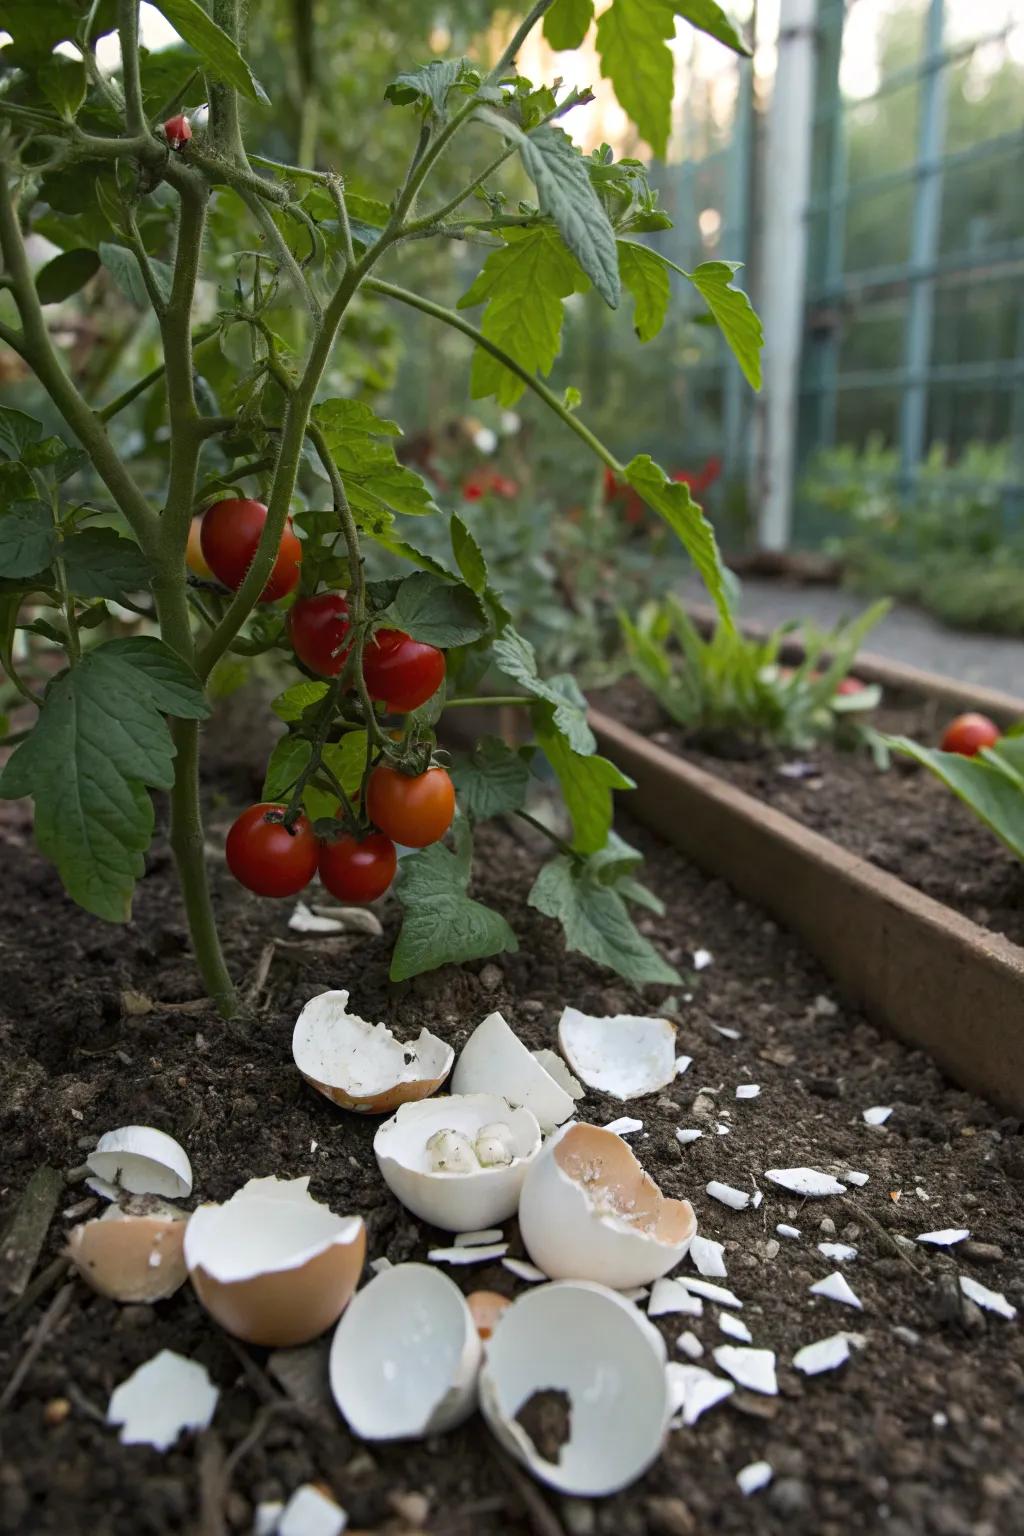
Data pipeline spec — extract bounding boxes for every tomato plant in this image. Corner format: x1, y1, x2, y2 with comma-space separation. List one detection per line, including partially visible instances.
940, 713, 1001, 757
318, 832, 397, 903
0, 0, 762, 1013
226, 804, 318, 897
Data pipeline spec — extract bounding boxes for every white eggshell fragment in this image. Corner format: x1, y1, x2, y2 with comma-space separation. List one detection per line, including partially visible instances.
689, 1236, 727, 1278
648, 1279, 703, 1318
809, 1271, 863, 1310
960, 1275, 1017, 1320
329, 1263, 481, 1439
518, 1122, 696, 1289
107, 1349, 218, 1450
87, 1126, 192, 1199
706, 1181, 750, 1211
863, 1106, 893, 1126
718, 1313, 752, 1343
557, 1007, 676, 1100
185, 1176, 365, 1346
292, 990, 453, 1114
374, 1095, 541, 1232
451, 1013, 576, 1132
917, 1229, 970, 1247
532, 1048, 585, 1102
737, 1461, 773, 1496
503, 1258, 546, 1283
67, 1197, 187, 1303
479, 1281, 669, 1496
276, 1484, 347, 1536
765, 1168, 846, 1197
678, 1277, 743, 1309
712, 1345, 777, 1395
792, 1334, 850, 1375
665, 1363, 734, 1426
428, 1244, 509, 1266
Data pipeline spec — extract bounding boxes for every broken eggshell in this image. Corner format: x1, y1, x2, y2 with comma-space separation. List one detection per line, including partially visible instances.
517, 1122, 696, 1288
374, 1094, 541, 1231
86, 1125, 192, 1199
292, 989, 453, 1114
184, 1176, 365, 1346
330, 1263, 481, 1438
67, 1196, 188, 1304
479, 1280, 668, 1496
557, 1007, 676, 1100
450, 1012, 579, 1132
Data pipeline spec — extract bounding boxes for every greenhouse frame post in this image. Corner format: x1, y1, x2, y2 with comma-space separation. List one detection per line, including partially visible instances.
756, 0, 818, 549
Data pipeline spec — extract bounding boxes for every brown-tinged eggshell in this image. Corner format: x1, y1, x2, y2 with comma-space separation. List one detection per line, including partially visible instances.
67, 1197, 187, 1303
292, 989, 453, 1113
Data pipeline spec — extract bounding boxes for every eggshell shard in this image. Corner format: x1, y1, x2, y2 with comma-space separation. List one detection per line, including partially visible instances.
517, 1122, 696, 1289
67, 1197, 187, 1303
107, 1349, 218, 1450
450, 1012, 577, 1132
86, 1125, 192, 1199
374, 1094, 541, 1232
329, 1263, 481, 1439
557, 1008, 677, 1100
479, 1281, 668, 1496
184, 1176, 365, 1347
292, 989, 453, 1114
468, 1289, 511, 1341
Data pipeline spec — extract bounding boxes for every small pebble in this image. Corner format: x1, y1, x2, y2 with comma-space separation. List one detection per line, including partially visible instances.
961, 1241, 1003, 1265
818, 1217, 836, 1236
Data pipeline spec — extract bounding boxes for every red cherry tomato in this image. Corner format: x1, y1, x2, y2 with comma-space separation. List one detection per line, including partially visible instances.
362, 629, 446, 713
835, 676, 867, 695
940, 712, 1000, 758
366, 764, 455, 848
318, 832, 397, 903
289, 592, 352, 677
163, 114, 192, 150
186, 517, 214, 579
225, 803, 317, 897
200, 499, 301, 603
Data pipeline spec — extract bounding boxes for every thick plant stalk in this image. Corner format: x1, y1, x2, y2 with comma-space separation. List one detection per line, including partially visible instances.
168, 717, 236, 1016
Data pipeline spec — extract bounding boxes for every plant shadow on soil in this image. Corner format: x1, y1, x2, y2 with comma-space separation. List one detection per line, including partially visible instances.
1, 736, 1023, 1536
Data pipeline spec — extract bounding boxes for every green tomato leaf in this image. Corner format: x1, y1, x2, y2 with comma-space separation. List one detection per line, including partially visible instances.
37, 54, 86, 119
492, 626, 595, 755
0, 638, 209, 922
529, 852, 680, 986
684, 260, 763, 390
544, 0, 595, 49
617, 239, 670, 342
450, 736, 530, 822
262, 734, 311, 800
385, 58, 468, 117
99, 242, 174, 310
312, 399, 437, 523
62, 528, 151, 601
391, 819, 519, 980
450, 513, 487, 595
535, 711, 634, 853
596, 0, 676, 159
885, 738, 1024, 862
0, 407, 43, 460
0, 502, 58, 579
623, 455, 733, 629
382, 571, 488, 648
458, 226, 588, 407
674, 0, 751, 56
149, 0, 269, 103
272, 679, 329, 722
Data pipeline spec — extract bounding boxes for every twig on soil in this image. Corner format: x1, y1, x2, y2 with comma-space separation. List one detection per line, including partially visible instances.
196, 1431, 228, 1536
64, 1379, 107, 1424
5, 1257, 70, 1323
0, 1165, 63, 1308
246, 939, 277, 1004
0, 1281, 74, 1412
840, 1196, 924, 1276
483, 1431, 567, 1536
226, 1337, 282, 1406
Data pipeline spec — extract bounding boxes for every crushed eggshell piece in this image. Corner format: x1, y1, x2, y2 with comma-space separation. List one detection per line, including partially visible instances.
107, 1349, 218, 1450
712, 1345, 777, 1395
557, 1007, 677, 1100
845, 1170, 870, 1187
604, 1117, 643, 1136
676, 1330, 704, 1359
776, 1223, 801, 1239
960, 1275, 1017, 1320
680, 1277, 743, 1310
765, 1168, 846, 1197
666, 1363, 734, 1426
818, 1242, 858, 1263
693, 949, 713, 971
277, 1484, 348, 1536
428, 1244, 508, 1266
454, 1228, 505, 1247
648, 1278, 703, 1318
706, 1181, 750, 1211
792, 1334, 850, 1375
676, 1128, 703, 1146
863, 1106, 893, 1126
718, 1313, 752, 1343
675, 1056, 693, 1076
737, 1461, 773, 1496
735, 1085, 760, 1100
689, 1235, 727, 1278
502, 1258, 546, 1283
917, 1229, 970, 1247
810, 1271, 863, 1310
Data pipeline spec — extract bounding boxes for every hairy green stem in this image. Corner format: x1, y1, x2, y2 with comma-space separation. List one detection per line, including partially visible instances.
241, 190, 321, 318
444, 694, 531, 708
117, 1, 147, 136
167, 716, 236, 1015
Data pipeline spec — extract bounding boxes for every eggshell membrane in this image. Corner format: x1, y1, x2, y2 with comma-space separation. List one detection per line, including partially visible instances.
374, 1094, 541, 1232
518, 1122, 696, 1288
479, 1280, 669, 1496
450, 1012, 577, 1132
87, 1125, 192, 1198
467, 1290, 511, 1341
184, 1176, 365, 1347
67, 1201, 187, 1303
330, 1263, 481, 1439
557, 1008, 677, 1100
292, 989, 453, 1113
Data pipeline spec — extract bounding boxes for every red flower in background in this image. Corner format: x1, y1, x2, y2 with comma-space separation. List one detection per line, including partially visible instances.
462, 469, 519, 501
603, 456, 723, 527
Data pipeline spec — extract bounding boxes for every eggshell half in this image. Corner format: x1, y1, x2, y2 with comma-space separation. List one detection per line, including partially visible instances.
329, 1263, 481, 1439
86, 1125, 192, 1198
557, 1008, 677, 1100
185, 1176, 365, 1346
451, 1012, 577, 1132
479, 1281, 668, 1495
374, 1094, 541, 1231
517, 1122, 696, 1288
292, 989, 453, 1113
67, 1197, 187, 1303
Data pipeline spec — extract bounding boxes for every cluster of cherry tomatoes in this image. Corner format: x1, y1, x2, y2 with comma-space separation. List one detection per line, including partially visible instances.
189, 498, 456, 905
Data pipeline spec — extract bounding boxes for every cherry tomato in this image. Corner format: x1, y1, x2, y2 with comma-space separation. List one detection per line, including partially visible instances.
366, 764, 455, 848
362, 629, 445, 713
163, 114, 192, 150
835, 676, 867, 695
200, 498, 302, 603
186, 517, 214, 579
940, 712, 1000, 757
225, 803, 317, 897
289, 592, 352, 676
318, 832, 397, 903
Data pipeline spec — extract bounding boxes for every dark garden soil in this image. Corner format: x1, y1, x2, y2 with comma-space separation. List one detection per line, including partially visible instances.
2, 726, 1024, 1536
598, 680, 1024, 951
